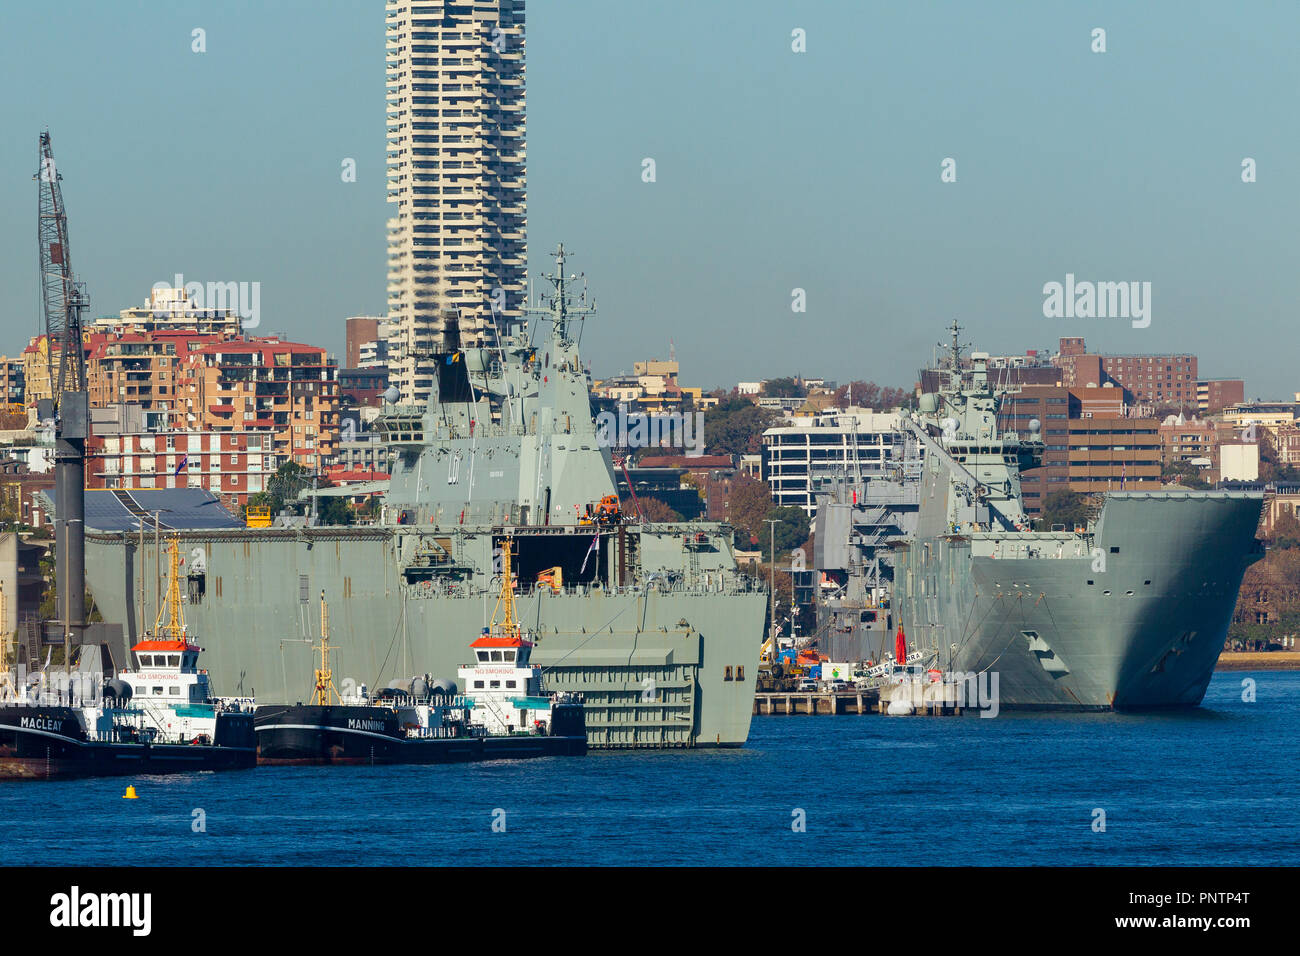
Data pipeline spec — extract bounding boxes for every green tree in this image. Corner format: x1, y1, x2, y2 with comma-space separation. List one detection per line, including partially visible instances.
1162, 459, 1211, 490
317, 495, 354, 526
704, 398, 780, 456
242, 462, 314, 519
762, 377, 806, 399
762, 506, 810, 562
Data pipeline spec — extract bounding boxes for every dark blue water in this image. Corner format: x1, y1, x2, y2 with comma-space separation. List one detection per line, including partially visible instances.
4, 671, 1297, 866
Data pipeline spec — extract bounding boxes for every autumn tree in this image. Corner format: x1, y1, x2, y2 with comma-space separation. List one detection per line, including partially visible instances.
726, 475, 773, 547
833, 380, 915, 410
628, 496, 682, 522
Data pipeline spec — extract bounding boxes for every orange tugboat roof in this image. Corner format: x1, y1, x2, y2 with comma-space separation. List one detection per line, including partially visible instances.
470, 636, 532, 649
132, 639, 200, 653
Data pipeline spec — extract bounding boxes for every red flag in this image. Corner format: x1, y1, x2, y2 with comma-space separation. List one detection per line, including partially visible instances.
895, 625, 907, 662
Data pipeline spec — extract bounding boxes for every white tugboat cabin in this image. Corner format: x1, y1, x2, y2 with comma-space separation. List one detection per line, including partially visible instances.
101, 539, 251, 744
457, 631, 554, 735
456, 535, 569, 736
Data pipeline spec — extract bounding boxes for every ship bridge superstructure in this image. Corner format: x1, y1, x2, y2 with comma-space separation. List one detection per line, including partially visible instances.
907, 322, 1044, 534
376, 245, 617, 527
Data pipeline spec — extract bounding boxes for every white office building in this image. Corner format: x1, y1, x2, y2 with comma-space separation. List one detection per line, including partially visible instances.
761, 410, 916, 515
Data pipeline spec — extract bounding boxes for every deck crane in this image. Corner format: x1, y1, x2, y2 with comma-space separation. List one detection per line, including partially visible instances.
35, 130, 91, 651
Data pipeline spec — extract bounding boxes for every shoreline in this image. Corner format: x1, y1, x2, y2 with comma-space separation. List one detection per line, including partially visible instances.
1215, 652, 1300, 672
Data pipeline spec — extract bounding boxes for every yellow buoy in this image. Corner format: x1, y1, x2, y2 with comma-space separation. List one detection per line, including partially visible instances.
123, 786, 138, 799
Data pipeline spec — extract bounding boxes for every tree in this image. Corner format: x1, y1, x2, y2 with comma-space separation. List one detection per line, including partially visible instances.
1162, 459, 1211, 490
317, 495, 354, 526
763, 506, 810, 562
762, 377, 805, 399
704, 398, 780, 456
1036, 490, 1098, 530
242, 462, 313, 519
832, 380, 915, 410
726, 475, 773, 547
631, 496, 682, 522
1268, 509, 1300, 550
1257, 432, 1300, 483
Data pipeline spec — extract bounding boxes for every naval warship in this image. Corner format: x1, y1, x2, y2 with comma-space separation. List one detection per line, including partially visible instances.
889, 324, 1264, 709
82, 248, 766, 748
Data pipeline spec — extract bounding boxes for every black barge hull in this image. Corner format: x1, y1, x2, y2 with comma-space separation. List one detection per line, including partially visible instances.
0, 706, 257, 780
255, 704, 587, 765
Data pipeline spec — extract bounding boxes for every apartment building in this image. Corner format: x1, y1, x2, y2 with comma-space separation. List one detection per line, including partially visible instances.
0, 357, 24, 406
181, 340, 339, 470
998, 384, 1161, 515
86, 430, 276, 505
385, 0, 527, 403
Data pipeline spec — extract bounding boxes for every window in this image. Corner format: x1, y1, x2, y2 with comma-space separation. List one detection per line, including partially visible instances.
489, 680, 500, 689
724, 666, 733, 681
138, 655, 152, 666
737, 665, 745, 681
169, 686, 180, 696
506, 680, 516, 689
152, 687, 163, 695
473, 680, 484, 689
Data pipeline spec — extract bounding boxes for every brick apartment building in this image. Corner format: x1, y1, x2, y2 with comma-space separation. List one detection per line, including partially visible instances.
1055, 337, 1243, 415
181, 339, 338, 470
86, 430, 276, 506
998, 384, 1161, 516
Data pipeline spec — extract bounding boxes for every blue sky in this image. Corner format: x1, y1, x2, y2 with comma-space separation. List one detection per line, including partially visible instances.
1, 1, 1296, 397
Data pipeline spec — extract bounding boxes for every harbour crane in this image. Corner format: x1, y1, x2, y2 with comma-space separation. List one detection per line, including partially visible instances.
35, 130, 91, 651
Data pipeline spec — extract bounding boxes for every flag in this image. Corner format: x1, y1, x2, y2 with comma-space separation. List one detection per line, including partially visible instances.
174, 454, 188, 476
895, 625, 907, 662
579, 534, 599, 575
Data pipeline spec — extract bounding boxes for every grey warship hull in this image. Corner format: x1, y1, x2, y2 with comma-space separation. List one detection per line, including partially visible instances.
81, 250, 767, 749
894, 493, 1264, 709
885, 325, 1264, 711
86, 524, 766, 749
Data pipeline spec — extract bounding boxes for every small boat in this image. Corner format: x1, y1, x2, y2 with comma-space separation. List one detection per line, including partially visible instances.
255, 537, 586, 765
0, 539, 256, 780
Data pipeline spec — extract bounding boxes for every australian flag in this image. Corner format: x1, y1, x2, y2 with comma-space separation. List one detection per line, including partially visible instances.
174, 454, 188, 477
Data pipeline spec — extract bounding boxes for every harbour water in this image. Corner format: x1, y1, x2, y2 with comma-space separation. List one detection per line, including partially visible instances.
3, 671, 1296, 867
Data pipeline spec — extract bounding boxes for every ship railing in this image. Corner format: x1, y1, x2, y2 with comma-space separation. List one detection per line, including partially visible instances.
404, 723, 466, 739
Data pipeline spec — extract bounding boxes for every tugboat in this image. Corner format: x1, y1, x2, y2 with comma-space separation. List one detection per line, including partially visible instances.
0, 539, 256, 780
255, 538, 586, 765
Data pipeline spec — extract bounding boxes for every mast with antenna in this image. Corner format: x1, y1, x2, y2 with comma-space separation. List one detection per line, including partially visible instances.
526, 243, 596, 344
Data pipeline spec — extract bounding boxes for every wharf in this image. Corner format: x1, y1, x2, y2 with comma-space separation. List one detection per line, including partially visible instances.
753, 688, 880, 715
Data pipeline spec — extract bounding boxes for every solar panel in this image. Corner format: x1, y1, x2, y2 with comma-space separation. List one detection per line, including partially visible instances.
45, 488, 244, 532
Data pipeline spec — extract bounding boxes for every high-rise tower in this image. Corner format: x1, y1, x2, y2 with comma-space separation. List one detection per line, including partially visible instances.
385, 0, 526, 404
